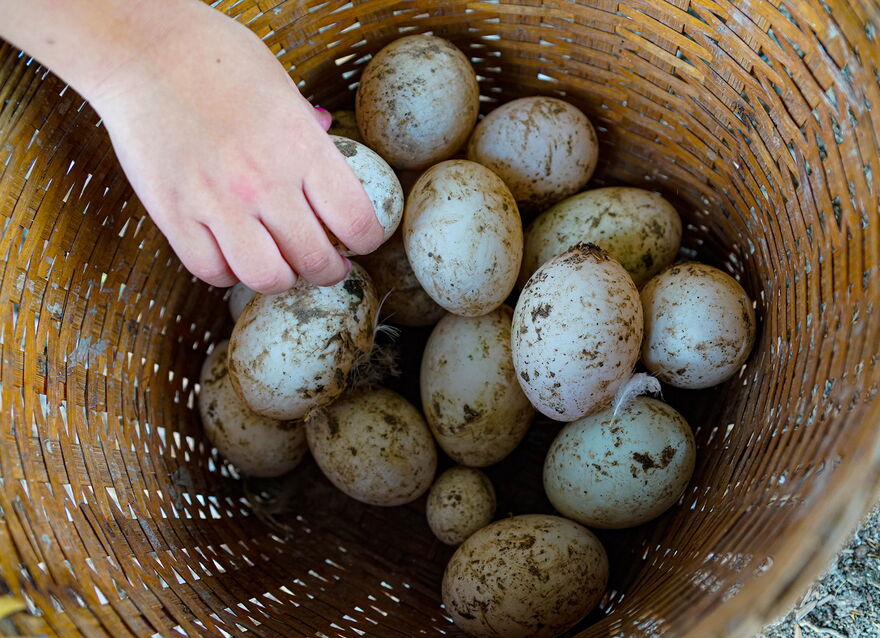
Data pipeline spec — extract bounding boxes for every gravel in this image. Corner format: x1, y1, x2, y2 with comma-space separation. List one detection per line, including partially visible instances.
758, 501, 880, 638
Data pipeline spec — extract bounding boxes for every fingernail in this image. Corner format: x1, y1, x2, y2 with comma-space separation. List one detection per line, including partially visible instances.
344, 257, 354, 276
315, 106, 329, 114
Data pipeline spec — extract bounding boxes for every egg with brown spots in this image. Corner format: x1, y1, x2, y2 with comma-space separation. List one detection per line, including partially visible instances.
520, 187, 682, 288
467, 96, 598, 213
327, 110, 362, 142
356, 35, 479, 170
404, 160, 522, 317
544, 397, 695, 529
357, 229, 445, 327
641, 262, 756, 389
305, 388, 437, 506
228, 282, 256, 321
331, 135, 403, 248
427, 467, 496, 545
198, 341, 307, 478
421, 306, 534, 466
512, 243, 643, 421
442, 514, 608, 638
228, 264, 377, 420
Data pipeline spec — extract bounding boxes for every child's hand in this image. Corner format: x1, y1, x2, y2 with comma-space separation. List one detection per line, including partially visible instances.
0, 0, 385, 293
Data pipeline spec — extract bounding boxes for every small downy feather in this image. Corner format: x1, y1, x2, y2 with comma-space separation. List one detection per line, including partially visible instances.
612, 373, 662, 417
349, 291, 401, 391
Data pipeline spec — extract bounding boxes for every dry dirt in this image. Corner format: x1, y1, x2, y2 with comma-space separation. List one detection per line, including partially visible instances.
758, 501, 880, 638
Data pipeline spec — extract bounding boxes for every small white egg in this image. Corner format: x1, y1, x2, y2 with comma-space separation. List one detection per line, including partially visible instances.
305, 388, 437, 506
544, 396, 696, 529
356, 35, 479, 169
442, 514, 608, 638
198, 341, 307, 478
421, 306, 534, 466
641, 262, 756, 388
228, 283, 256, 322
512, 243, 643, 421
467, 96, 598, 212
520, 187, 682, 288
404, 160, 522, 317
331, 135, 404, 247
426, 467, 496, 545
228, 264, 377, 420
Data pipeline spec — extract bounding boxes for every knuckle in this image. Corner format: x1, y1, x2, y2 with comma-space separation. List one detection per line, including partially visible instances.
350, 207, 378, 237
190, 260, 234, 286
297, 248, 334, 277
344, 206, 383, 253
245, 269, 292, 295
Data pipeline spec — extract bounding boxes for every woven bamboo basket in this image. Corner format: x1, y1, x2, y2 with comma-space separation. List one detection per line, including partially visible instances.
1, 0, 879, 636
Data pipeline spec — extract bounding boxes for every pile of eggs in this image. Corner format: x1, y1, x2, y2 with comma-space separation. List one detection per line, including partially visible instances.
198, 34, 757, 638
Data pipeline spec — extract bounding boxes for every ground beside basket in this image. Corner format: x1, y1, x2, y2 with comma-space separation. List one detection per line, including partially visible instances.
760, 501, 880, 638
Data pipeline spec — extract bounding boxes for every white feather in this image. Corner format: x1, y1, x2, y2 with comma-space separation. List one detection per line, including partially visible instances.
612, 373, 662, 417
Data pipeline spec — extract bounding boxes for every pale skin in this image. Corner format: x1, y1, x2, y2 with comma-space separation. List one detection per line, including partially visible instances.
0, 0, 385, 293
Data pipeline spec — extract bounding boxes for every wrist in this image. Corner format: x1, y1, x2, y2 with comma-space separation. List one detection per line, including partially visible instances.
0, 0, 214, 108
76, 2, 207, 109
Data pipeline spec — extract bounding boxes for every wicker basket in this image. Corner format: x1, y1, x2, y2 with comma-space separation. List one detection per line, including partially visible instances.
1, 0, 879, 636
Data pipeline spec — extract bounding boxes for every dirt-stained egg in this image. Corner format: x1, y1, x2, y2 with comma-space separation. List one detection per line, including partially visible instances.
198, 341, 307, 478
544, 397, 695, 529
520, 187, 682, 288
357, 229, 445, 327
327, 110, 362, 142
442, 514, 608, 638
512, 243, 642, 421
306, 388, 437, 506
421, 306, 534, 466
467, 96, 598, 212
228, 282, 257, 321
356, 35, 479, 170
228, 264, 377, 420
404, 160, 522, 317
641, 262, 756, 389
427, 467, 496, 545
331, 135, 403, 247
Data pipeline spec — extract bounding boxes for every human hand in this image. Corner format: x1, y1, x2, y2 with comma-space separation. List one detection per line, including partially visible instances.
85, 3, 384, 293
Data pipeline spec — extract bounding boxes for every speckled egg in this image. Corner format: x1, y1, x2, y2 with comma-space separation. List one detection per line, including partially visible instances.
641, 262, 756, 389
520, 187, 682, 288
327, 110, 362, 142
228, 282, 256, 321
442, 514, 608, 638
356, 35, 479, 170
305, 388, 437, 506
404, 160, 522, 317
331, 135, 404, 247
512, 243, 643, 421
421, 306, 534, 466
544, 397, 695, 529
467, 96, 598, 212
228, 264, 377, 420
427, 467, 496, 545
198, 341, 307, 478
357, 229, 445, 327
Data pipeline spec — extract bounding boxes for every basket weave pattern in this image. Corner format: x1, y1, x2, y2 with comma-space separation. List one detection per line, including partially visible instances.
1, 0, 878, 636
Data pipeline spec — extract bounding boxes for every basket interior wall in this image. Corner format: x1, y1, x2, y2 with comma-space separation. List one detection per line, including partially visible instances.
0, 0, 878, 636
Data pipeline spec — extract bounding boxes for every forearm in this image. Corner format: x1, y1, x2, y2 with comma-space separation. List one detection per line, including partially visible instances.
0, 0, 200, 101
